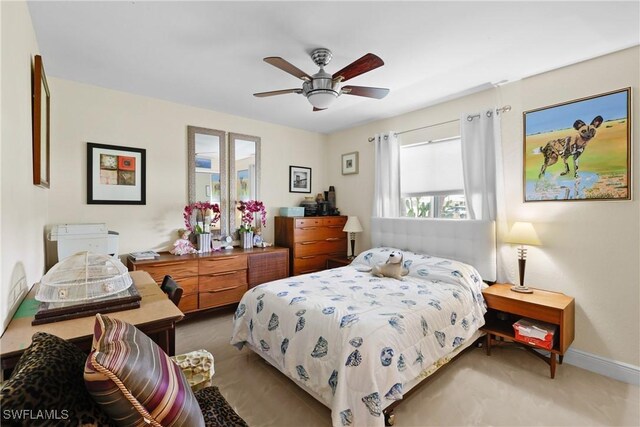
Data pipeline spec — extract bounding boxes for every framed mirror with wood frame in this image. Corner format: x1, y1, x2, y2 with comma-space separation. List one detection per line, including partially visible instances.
32, 54, 50, 188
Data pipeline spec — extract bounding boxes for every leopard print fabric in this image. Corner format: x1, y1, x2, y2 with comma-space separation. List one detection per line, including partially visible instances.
0, 332, 114, 427
195, 386, 248, 427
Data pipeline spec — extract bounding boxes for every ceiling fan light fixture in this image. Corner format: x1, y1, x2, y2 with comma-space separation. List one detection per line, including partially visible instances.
256, 49, 388, 110
307, 89, 338, 109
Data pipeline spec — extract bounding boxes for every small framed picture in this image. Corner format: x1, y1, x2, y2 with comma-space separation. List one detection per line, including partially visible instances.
289, 165, 311, 193
87, 142, 146, 204
342, 151, 359, 175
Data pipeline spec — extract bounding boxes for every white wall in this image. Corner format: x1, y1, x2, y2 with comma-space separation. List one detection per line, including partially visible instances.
327, 47, 640, 367
0, 0, 49, 330
46, 78, 328, 267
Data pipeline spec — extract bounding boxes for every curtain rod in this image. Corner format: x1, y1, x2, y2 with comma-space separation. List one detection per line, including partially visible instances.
367, 105, 512, 142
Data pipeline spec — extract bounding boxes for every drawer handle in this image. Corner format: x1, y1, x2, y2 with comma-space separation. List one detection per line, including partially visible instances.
326, 237, 341, 241
206, 270, 242, 277
328, 225, 343, 229
144, 262, 188, 268
208, 256, 239, 261
299, 255, 317, 259
205, 285, 241, 293
300, 241, 318, 245
301, 226, 317, 230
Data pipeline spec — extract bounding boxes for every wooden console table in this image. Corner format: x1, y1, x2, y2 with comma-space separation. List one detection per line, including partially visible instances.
0, 271, 183, 378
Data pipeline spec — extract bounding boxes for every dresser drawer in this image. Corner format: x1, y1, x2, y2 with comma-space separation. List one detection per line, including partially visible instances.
322, 217, 347, 227
294, 239, 347, 257
199, 284, 248, 309
176, 276, 199, 295
295, 218, 323, 228
200, 270, 247, 292
484, 294, 562, 325
293, 255, 328, 275
199, 255, 247, 275
293, 226, 345, 241
178, 293, 198, 313
139, 260, 199, 283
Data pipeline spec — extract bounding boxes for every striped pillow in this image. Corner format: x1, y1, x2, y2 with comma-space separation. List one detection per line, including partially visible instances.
84, 314, 204, 427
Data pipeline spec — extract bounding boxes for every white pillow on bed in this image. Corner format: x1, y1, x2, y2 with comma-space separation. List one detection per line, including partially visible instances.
353, 247, 482, 283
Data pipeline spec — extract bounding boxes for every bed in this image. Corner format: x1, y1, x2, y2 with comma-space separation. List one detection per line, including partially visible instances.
231, 218, 496, 427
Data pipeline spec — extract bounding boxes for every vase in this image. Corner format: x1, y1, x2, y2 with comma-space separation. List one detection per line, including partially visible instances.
327, 186, 336, 209
241, 231, 254, 249
197, 233, 211, 253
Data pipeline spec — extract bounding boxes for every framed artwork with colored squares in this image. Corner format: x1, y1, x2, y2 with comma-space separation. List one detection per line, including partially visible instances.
87, 142, 146, 204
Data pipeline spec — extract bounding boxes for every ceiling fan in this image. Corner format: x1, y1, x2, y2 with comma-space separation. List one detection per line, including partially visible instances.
254, 48, 390, 111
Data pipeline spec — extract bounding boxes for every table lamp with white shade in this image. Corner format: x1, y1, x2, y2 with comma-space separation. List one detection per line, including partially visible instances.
342, 216, 363, 259
506, 222, 541, 293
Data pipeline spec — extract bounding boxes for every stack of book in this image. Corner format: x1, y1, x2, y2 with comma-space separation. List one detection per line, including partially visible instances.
128, 250, 160, 261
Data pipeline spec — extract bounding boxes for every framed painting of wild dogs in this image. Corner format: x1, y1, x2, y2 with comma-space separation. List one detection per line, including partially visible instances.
523, 88, 631, 202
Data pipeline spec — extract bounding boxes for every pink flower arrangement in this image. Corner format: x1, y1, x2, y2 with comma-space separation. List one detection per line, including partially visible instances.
237, 200, 267, 232
183, 202, 220, 233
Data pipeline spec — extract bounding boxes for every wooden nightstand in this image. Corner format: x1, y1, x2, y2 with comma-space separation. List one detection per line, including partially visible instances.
326, 256, 352, 269
481, 284, 575, 378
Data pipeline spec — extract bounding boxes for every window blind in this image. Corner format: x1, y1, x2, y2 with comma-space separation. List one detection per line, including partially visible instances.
400, 138, 464, 196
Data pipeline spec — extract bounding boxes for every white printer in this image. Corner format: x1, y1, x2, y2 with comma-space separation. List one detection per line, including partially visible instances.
48, 223, 119, 261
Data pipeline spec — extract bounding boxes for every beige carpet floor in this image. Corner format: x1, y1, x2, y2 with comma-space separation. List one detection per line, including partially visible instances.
176, 310, 639, 426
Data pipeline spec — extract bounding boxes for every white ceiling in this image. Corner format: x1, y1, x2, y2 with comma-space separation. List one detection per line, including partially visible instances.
28, 1, 639, 134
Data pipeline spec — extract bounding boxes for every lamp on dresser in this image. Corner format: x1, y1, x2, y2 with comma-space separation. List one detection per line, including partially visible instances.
506, 221, 541, 293
342, 216, 363, 259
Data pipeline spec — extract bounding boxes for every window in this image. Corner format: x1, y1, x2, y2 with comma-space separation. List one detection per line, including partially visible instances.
400, 137, 467, 219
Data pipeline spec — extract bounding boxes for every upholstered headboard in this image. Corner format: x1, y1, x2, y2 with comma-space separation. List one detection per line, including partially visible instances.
370, 217, 496, 282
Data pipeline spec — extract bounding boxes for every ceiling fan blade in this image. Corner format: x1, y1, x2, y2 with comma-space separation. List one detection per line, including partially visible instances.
264, 57, 311, 81
342, 85, 390, 99
332, 53, 384, 82
313, 107, 326, 112
253, 89, 302, 98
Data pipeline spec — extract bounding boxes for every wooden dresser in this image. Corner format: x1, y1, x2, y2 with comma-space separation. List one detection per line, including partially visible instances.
274, 216, 347, 276
127, 247, 289, 314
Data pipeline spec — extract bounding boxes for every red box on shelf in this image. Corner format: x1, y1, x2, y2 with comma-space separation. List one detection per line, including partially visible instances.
512, 318, 557, 350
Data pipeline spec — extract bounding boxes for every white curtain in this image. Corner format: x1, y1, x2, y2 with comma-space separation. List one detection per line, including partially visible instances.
461, 110, 501, 220
372, 132, 400, 217
461, 109, 511, 283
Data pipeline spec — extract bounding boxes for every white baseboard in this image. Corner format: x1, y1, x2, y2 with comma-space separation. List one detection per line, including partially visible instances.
563, 348, 640, 386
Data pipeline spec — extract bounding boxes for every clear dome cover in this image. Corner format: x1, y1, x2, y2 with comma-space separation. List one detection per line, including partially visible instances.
36, 251, 133, 303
